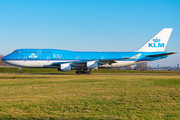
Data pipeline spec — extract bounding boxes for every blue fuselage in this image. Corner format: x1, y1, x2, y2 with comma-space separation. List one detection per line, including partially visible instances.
2, 49, 168, 61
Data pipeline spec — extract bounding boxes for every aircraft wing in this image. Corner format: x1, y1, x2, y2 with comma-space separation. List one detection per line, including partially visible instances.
99, 58, 128, 63
72, 53, 142, 65
74, 61, 88, 64
52, 62, 72, 66
51, 53, 143, 67
98, 53, 142, 64
145, 52, 177, 57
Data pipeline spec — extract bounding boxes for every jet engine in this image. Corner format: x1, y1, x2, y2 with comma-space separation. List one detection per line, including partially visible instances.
58, 63, 71, 71
86, 61, 98, 69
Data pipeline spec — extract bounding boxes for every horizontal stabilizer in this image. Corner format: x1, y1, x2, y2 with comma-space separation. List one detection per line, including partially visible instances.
145, 52, 177, 57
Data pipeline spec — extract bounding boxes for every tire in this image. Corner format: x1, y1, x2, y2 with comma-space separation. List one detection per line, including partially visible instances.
76, 71, 81, 74
19, 70, 22, 74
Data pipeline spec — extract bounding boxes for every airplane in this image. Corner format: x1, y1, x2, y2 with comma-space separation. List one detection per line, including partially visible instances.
2, 28, 177, 74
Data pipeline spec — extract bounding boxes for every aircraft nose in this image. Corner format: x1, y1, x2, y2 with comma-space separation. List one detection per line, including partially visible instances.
2, 56, 7, 61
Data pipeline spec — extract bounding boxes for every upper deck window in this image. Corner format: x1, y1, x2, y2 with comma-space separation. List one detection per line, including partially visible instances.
41, 52, 52, 53
25, 51, 38, 53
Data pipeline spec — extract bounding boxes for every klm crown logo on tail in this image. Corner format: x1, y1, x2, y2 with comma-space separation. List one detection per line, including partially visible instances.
153, 38, 160, 42
148, 38, 164, 48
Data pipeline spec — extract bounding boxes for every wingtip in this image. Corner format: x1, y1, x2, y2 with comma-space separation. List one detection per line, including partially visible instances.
171, 52, 177, 54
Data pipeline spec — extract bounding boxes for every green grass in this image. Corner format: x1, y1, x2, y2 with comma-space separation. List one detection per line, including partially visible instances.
0, 67, 180, 74
0, 75, 180, 119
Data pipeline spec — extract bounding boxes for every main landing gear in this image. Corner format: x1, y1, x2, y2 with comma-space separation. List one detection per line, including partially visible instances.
76, 69, 91, 74
18, 67, 22, 74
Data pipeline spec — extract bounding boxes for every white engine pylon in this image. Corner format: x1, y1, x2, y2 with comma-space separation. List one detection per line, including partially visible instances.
86, 61, 98, 69
60, 63, 71, 71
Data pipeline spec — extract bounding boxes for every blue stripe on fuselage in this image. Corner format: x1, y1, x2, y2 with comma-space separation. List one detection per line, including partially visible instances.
2, 49, 168, 61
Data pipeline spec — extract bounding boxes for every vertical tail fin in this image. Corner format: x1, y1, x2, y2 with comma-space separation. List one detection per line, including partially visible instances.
137, 28, 173, 52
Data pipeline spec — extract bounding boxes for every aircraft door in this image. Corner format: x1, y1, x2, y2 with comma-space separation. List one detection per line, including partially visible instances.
23, 56, 27, 62
38, 49, 41, 55
47, 56, 50, 62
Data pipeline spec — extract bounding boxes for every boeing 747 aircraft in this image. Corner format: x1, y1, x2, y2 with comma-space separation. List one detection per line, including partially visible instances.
2, 28, 176, 74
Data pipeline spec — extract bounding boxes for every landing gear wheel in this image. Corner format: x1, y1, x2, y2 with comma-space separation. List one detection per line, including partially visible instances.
76, 71, 81, 74
18, 67, 22, 74
87, 70, 91, 74
76, 70, 91, 74
19, 70, 22, 74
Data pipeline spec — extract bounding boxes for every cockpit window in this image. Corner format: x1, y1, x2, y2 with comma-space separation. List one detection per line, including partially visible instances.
13, 51, 18, 53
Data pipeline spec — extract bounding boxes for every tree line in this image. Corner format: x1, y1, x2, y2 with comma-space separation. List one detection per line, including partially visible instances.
120, 62, 148, 70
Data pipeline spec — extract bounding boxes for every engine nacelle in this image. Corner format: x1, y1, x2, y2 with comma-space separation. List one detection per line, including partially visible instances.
86, 61, 98, 69
58, 63, 71, 71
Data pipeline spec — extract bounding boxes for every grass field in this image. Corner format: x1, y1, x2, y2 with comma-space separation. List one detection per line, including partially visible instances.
0, 74, 180, 119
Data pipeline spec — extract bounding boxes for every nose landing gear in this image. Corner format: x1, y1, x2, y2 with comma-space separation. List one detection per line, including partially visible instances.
18, 67, 22, 74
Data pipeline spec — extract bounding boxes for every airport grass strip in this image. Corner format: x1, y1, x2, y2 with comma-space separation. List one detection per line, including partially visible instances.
0, 75, 180, 119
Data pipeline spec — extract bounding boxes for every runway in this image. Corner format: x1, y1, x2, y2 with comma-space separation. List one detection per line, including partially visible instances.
0, 73, 180, 76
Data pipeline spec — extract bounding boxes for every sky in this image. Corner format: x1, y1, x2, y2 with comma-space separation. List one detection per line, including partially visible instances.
0, 0, 180, 66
